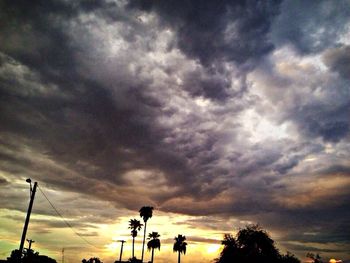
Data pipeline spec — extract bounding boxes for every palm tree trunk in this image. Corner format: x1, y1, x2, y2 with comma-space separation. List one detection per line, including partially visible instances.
132, 237, 135, 259
141, 221, 147, 262
151, 248, 154, 263
178, 251, 180, 263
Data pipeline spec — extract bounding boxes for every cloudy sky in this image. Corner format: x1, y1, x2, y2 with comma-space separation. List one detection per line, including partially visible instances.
0, 0, 350, 262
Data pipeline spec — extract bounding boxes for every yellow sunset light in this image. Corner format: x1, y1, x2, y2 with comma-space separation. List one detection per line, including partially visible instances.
207, 244, 221, 254
105, 242, 118, 252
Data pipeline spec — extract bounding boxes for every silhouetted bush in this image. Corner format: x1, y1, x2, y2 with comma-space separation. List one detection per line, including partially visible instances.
7, 249, 57, 263
306, 253, 323, 263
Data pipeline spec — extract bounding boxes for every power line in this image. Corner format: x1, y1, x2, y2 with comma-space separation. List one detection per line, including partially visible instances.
37, 185, 100, 250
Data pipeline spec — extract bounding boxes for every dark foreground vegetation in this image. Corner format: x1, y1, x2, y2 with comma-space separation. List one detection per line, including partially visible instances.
6, 248, 56, 263
215, 224, 300, 263
4, 224, 329, 263
3, 201, 327, 263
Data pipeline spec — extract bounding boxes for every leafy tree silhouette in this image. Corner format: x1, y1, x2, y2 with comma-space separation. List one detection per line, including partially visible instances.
129, 218, 143, 260
173, 234, 187, 263
216, 224, 300, 263
139, 206, 154, 262
81, 258, 102, 263
215, 234, 240, 263
281, 252, 301, 263
147, 232, 161, 263
127, 257, 142, 263
307, 253, 323, 263
7, 249, 56, 263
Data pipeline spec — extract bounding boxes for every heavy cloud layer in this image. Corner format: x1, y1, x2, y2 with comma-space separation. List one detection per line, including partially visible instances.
0, 0, 349, 260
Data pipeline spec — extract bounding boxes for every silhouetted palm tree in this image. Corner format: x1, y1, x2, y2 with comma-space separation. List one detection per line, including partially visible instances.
129, 218, 143, 259
173, 234, 187, 263
139, 206, 153, 262
147, 232, 160, 263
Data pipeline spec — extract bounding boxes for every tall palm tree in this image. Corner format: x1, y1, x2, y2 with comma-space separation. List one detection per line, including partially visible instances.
128, 218, 143, 259
173, 234, 187, 263
147, 232, 161, 263
139, 206, 154, 262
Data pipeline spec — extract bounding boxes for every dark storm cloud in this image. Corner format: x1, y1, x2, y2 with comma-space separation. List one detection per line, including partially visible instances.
0, 0, 350, 259
280, 243, 344, 253
291, 100, 350, 143
271, 0, 350, 54
0, 0, 124, 81
323, 45, 350, 79
320, 165, 350, 176
128, 0, 282, 66
251, 49, 350, 143
128, 0, 282, 101
182, 68, 231, 101
0, 0, 195, 205
0, 0, 77, 81
0, 177, 8, 185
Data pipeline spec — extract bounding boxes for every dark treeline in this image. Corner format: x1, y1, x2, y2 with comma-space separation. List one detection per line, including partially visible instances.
5, 203, 326, 263
6, 248, 56, 263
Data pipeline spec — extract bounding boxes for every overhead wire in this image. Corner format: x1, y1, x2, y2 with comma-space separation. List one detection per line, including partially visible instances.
37, 185, 100, 250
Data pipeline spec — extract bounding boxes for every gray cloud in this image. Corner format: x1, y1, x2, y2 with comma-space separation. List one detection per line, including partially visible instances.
128, 0, 282, 66
323, 45, 350, 79
271, 0, 350, 54
0, 0, 349, 260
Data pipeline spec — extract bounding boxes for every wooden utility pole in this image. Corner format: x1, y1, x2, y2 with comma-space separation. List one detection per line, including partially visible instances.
118, 240, 126, 263
19, 180, 37, 261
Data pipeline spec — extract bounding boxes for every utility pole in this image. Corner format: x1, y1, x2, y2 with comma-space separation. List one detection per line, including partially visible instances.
19, 179, 37, 262
118, 240, 126, 263
26, 239, 35, 250
62, 248, 64, 263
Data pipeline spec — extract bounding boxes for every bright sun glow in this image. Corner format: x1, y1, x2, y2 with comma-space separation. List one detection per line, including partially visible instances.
207, 244, 221, 254
105, 242, 118, 252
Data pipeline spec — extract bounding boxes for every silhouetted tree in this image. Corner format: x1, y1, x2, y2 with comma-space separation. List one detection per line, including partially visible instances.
147, 232, 161, 263
7, 249, 56, 263
216, 225, 300, 263
128, 257, 141, 263
129, 218, 143, 259
173, 234, 187, 263
237, 224, 280, 263
139, 206, 154, 262
7, 249, 22, 263
307, 253, 323, 263
81, 257, 102, 263
281, 252, 301, 263
215, 234, 240, 263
